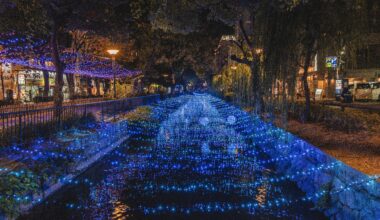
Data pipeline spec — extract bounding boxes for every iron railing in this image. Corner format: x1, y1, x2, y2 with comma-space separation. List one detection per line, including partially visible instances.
0, 97, 108, 114
0, 95, 160, 145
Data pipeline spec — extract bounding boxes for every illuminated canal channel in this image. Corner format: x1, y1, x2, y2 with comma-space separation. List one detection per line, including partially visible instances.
21, 94, 380, 220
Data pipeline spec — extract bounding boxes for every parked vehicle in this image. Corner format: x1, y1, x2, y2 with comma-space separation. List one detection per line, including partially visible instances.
371, 82, 380, 101
353, 83, 372, 101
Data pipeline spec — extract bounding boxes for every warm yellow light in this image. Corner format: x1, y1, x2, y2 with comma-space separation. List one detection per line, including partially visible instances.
107, 49, 119, 55
255, 48, 263, 54
231, 65, 237, 70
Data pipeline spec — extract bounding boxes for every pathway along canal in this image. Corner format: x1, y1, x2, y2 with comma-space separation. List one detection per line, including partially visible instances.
20, 94, 380, 220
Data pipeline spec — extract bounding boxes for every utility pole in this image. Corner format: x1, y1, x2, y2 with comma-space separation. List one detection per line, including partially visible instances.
107, 49, 119, 99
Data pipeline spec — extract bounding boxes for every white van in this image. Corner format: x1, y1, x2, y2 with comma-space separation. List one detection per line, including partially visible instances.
371, 82, 380, 101
354, 83, 372, 101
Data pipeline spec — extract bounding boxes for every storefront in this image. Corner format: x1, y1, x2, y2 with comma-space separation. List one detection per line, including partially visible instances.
0, 63, 16, 101
1, 62, 115, 102
18, 70, 44, 102
75, 76, 105, 97
0, 63, 74, 102
295, 54, 343, 100
16, 69, 72, 102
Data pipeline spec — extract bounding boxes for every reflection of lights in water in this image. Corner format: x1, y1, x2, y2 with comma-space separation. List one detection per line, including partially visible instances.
227, 143, 239, 154
227, 115, 236, 125
112, 201, 130, 219
201, 142, 210, 154
156, 96, 245, 149
256, 184, 268, 207
180, 107, 185, 118
20, 94, 378, 219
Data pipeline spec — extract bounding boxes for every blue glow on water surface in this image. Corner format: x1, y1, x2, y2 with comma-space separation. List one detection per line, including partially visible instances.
20, 94, 380, 220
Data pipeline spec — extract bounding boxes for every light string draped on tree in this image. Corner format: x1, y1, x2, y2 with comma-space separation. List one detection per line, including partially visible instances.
0, 34, 141, 79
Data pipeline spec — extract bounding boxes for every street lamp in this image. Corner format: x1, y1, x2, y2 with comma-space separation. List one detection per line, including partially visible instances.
255, 48, 263, 54
107, 49, 119, 99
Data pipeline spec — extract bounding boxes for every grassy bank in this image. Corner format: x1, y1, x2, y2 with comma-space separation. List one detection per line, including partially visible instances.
274, 104, 380, 175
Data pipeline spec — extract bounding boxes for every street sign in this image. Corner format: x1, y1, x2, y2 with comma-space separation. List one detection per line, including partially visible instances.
315, 89, 323, 100
336, 79, 342, 95
326, 56, 338, 68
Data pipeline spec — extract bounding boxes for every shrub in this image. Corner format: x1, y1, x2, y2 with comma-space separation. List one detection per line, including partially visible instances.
120, 106, 153, 123
33, 96, 54, 103
0, 169, 38, 218
0, 113, 97, 146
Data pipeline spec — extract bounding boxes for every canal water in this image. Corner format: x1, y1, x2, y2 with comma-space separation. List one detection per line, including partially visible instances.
20, 94, 379, 220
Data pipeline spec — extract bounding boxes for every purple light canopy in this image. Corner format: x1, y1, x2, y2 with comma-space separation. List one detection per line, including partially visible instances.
0, 34, 141, 79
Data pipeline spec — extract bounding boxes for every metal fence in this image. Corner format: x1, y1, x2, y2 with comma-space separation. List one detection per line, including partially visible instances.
0, 95, 160, 145
0, 97, 107, 114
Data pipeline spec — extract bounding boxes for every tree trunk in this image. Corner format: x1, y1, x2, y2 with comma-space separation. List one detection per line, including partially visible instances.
43, 70, 49, 98
95, 79, 100, 96
281, 77, 288, 128
251, 60, 263, 114
327, 69, 334, 99
104, 79, 110, 95
302, 49, 313, 121
0, 67, 4, 100
66, 73, 75, 99
51, 30, 64, 109
86, 78, 92, 97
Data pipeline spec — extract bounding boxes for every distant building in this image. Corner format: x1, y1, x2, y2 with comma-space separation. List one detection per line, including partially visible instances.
345, 33, 380, 84
298, 3, 380, 100
0, 62, 108, 102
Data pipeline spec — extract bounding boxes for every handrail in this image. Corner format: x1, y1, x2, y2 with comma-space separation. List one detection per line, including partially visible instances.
0, 94, 160, 145
0, 95, 159, 117
0, 97, 107, 114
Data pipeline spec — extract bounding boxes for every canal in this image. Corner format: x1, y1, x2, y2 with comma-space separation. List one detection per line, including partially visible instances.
20, 94, 380, 220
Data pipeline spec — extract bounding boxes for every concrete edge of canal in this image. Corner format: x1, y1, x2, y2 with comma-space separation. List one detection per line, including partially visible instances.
17, 135, 130, 218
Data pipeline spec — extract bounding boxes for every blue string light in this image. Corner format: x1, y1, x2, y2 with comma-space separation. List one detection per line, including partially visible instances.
1, 94, 379, 219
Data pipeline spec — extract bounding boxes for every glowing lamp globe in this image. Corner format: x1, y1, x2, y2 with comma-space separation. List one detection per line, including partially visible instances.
107, 49, 119, 55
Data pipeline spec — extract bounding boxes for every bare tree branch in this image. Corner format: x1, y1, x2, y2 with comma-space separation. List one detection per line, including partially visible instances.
230, 54, 252, 65
231, 39, 249, 58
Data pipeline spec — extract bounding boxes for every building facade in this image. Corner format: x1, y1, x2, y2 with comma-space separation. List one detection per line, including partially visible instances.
0, 62, 108, 103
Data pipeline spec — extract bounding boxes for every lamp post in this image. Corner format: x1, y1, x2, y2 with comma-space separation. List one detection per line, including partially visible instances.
107, 49, 119, 99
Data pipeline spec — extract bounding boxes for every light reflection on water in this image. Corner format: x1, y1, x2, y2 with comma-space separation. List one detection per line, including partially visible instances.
21, 95, 380, 220
256, 182, 268, 207
111, 201, 129, 220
